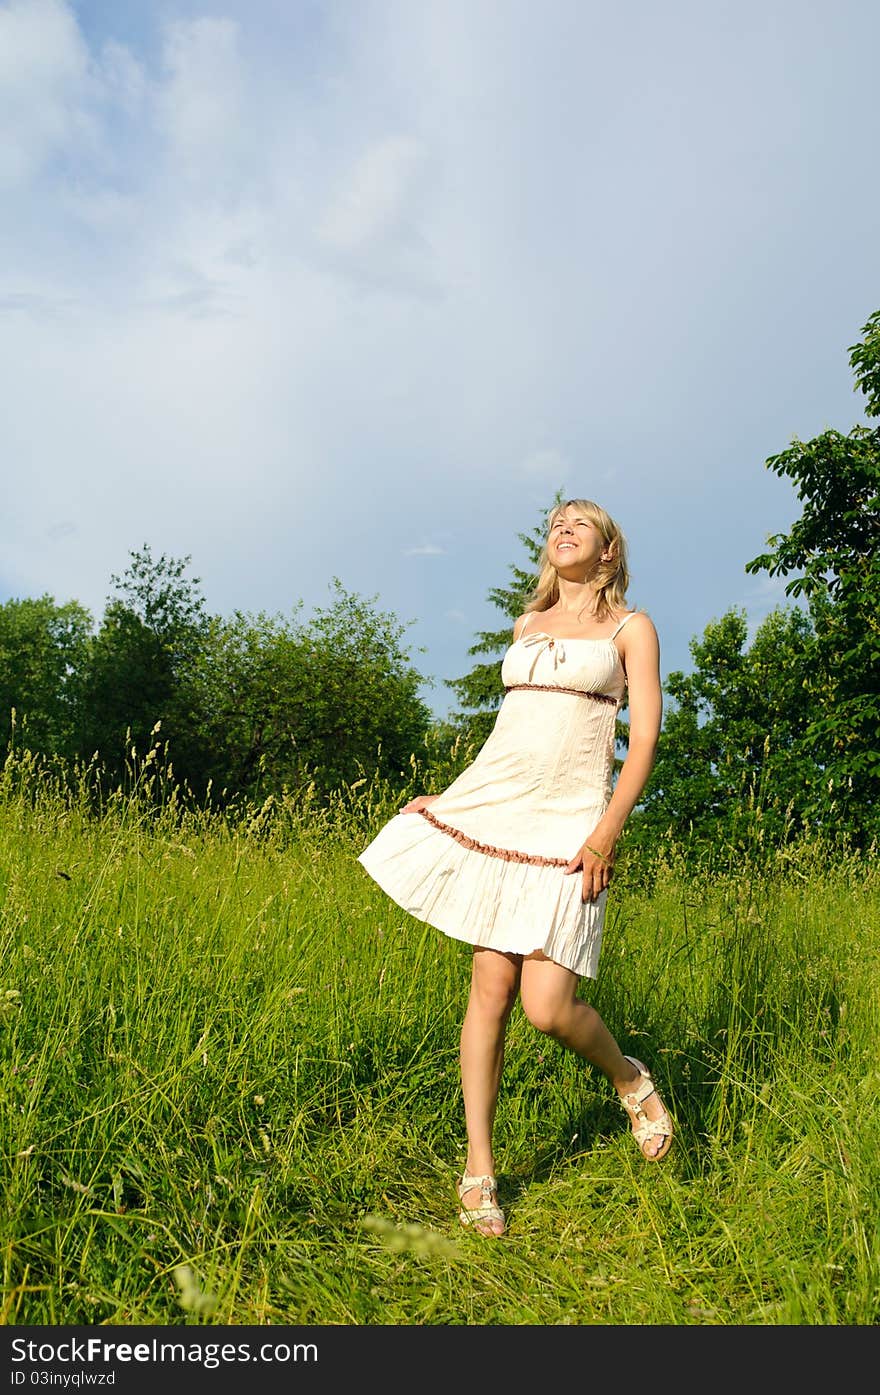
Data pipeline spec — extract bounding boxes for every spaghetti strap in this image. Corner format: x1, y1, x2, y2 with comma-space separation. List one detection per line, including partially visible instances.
517, 611, 540, 640
610, 611, 638, 640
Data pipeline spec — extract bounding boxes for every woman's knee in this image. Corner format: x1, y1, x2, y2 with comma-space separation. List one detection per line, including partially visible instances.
469, 951, 520, 1020
519, 957, 583, 1038
520, 982, 589, 1038
520, 996, 566, 1037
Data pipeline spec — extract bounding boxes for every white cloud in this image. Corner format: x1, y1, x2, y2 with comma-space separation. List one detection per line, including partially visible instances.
0, 0, 92, 184
156, 17, 247, 187
317, 135, 426, 254
98, 38, 147, 117
0, 0, 877, 714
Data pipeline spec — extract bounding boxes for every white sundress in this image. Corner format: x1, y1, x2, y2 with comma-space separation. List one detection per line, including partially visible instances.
356, 610, 636, 978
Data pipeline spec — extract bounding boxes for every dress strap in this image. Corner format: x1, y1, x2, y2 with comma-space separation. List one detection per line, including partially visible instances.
517, 611, 540, 640
610, 610, 638, 639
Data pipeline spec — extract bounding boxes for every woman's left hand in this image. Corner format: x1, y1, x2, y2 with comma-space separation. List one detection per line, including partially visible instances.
564, 836, 616, 904
398, 793, 440, 815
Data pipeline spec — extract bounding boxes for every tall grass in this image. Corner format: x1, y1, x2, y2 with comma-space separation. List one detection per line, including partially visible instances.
0, 744, 877, 1326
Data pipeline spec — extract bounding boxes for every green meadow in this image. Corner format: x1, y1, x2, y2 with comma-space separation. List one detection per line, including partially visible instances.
1, 749, 878, 1327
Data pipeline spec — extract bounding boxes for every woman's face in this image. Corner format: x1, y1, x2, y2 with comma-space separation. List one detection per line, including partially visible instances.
547, 507, 608, 575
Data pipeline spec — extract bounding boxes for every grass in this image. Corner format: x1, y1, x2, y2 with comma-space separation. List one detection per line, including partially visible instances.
0, 748, 878, 1327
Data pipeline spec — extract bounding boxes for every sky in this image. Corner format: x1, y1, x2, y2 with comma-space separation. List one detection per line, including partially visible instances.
2, 0, 879, 720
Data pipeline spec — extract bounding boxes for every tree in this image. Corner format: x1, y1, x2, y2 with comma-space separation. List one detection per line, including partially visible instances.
181, 580, 431, 803
108, 545, 208, 658
745, 309, 880, 838
78, 546, 209, 778
180, 607, 307, 801
0, 596, 92, 758
297, 581, 431, 795
445, 494, 563, 745
0, 554, 437, 809
630, 605, 816, 852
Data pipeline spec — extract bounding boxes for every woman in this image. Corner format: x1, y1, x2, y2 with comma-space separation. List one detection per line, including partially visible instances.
358, 498, 672, 1237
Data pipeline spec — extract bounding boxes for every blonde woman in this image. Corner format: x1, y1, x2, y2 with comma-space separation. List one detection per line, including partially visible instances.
358, 498, 672, 1236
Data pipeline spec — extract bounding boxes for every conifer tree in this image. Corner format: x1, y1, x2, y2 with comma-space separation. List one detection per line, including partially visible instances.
445, 491, 564, 744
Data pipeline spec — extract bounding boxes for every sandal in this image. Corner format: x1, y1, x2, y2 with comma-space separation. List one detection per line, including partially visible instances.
457, 1173, 506, 1236
619, 1056, 673, 1161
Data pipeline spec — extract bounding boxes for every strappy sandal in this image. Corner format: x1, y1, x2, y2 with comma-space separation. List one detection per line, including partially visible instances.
457, 1173, 506, 1236
619, 1055, 674, 1161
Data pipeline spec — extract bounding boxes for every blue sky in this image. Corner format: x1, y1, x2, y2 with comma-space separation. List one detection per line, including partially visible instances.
2, 0, 878, 719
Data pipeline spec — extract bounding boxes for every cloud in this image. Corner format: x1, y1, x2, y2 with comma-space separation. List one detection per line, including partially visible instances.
156, 17, 247, 189
0, 288, 77, 317
0, 0, 92, 185
99, 38, 148, 117
317, 135, 426, 254
1, 0, 878, 715
308, 134, 441, 300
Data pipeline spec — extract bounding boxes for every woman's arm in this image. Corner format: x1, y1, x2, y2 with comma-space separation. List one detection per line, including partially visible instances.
564, 612, 662, 901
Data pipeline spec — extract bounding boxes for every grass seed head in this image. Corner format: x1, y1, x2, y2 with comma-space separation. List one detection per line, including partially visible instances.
172, 1264, 218, 1315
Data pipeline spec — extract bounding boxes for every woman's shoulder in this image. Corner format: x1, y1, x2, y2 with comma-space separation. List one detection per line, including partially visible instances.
614, 606, 656, 634
512, 609, 544, 642
614, 609, 660, 664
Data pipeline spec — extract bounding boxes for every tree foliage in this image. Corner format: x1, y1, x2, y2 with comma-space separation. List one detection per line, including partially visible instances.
182, 581, 431, 802
445, 493, 562, 745
0, 596, 92, 758
745, 309, 880, 837
635, 308, 880, 854
77, 545, 209, 779
2, 551, 429, 808
630, 606, 816, 850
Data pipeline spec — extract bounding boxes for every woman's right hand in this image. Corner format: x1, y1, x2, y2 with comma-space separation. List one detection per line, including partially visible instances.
398, 794, 440, 815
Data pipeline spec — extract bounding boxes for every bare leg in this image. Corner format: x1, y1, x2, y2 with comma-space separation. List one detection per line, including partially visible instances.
458, 947, 521, 1234
519, 952, 671, 1157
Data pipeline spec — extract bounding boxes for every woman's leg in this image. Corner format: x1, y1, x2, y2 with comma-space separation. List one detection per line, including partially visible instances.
518, 952, 670, 1158
458, 947, 521, 1234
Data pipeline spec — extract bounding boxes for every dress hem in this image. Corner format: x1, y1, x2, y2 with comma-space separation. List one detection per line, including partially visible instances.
356, 815, 604, 979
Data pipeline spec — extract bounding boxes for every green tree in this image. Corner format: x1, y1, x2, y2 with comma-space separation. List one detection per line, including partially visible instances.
630, 605, 816, 852
180, 607, 306, 801
445, 494, 562, 745
78, 546, 209, 779
745, 309, 880, 839
183, 580, 431, 803
297, 581, 431, 795
0, 595, 92, 758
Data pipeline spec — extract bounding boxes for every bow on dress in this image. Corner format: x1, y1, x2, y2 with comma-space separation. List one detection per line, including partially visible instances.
521, 631, 567, 680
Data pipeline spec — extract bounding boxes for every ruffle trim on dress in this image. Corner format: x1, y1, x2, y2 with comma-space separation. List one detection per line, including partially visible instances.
357, 811, 606, 978
417, 807, 569, 867
503, 682, 618, 706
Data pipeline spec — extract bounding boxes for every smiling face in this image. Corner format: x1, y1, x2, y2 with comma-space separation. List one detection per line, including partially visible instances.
547, 505, 610, 576
531, 496, 629, 621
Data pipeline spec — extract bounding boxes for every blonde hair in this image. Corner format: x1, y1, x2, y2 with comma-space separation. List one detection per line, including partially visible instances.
525, 498, 630, 622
